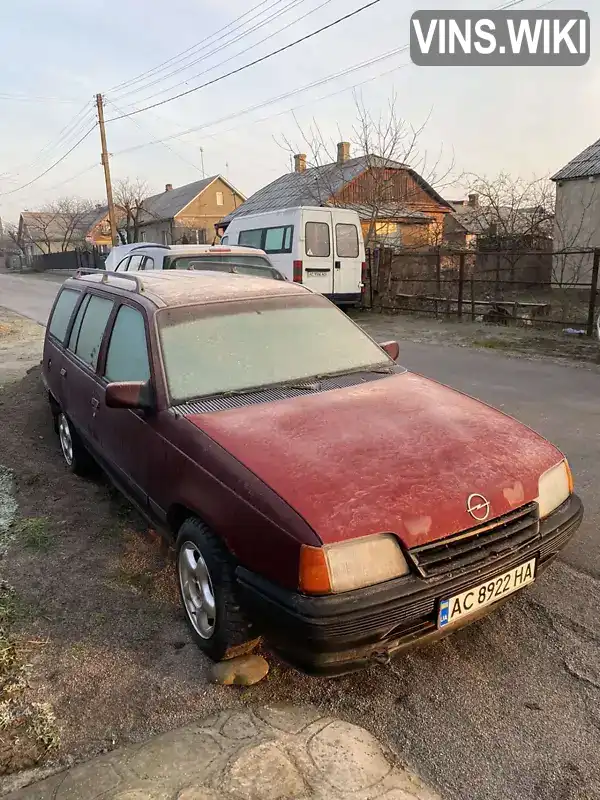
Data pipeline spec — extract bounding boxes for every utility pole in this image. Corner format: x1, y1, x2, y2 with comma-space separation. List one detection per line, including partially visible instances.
96, 93, 117, 246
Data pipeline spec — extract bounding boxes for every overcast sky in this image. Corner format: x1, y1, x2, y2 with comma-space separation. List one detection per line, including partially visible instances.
0, 0, 597, 222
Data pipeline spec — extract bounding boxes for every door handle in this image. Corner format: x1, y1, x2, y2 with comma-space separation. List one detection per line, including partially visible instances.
90, 398, 100, 410
60, 367, 67, 378
334, 260, 341, 269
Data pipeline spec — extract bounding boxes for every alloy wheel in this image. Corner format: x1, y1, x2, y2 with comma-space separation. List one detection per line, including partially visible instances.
178, 542, 217, 639
58, 413, 74, 467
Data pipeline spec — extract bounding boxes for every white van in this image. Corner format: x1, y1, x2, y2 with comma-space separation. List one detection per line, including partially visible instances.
222, 206, 365, 306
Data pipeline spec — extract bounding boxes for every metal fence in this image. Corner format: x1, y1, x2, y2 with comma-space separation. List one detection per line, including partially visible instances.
363, 246, 600, 337
29, 247, 106, 272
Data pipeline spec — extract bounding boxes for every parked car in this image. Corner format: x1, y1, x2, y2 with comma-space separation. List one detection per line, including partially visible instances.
104, 243, 285, 280
221, 206, 365, 307
42, 271, 583, 675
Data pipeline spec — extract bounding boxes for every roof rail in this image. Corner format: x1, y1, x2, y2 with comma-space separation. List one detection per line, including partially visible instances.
74, 267, 143, 294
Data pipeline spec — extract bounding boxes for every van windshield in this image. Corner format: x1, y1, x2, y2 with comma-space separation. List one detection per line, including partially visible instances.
157, 296, 391, 404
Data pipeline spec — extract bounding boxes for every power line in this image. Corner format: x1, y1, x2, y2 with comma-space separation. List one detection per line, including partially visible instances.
111, 0, 307, 102
113, 45, 407, 155
106, 0, 384, 122
0, 103, 95, 181
108, 0, 281, 94
0, 92, 82, 104
112, 0, 334, 109
0, 124, 97, 197
105, 98, 206, 175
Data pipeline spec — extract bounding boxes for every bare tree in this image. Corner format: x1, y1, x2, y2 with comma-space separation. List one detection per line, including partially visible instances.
278, 93, 458, 248
552, 179, 600, 288
20, 197, 95, 254
113, 178, 150, 244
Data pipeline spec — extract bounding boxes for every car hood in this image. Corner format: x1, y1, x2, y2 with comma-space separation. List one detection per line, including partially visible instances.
185, 373, 564, 548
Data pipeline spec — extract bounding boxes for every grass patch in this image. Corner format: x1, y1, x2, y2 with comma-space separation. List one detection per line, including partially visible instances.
472, 338, 513, 350
0, 584, 59, 773
15, 517, 54, 552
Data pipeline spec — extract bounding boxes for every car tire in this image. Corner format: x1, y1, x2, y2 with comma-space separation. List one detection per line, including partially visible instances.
57, 412, 94, 476
176, 517, 259, 662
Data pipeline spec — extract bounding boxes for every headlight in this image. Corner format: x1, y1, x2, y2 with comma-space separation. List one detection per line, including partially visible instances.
537, 460, 573, 518
299, 534, 410, 594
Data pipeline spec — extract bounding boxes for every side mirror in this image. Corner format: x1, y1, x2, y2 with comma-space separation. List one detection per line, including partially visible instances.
105, 381, 154, 411
379, 340, 399, 361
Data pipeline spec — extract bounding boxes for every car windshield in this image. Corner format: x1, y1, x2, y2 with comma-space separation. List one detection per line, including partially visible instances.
157, 296, 391, 404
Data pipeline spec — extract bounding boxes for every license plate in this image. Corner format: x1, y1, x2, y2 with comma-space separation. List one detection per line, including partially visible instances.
437, 558, 536, 628
308, 270, 328, 277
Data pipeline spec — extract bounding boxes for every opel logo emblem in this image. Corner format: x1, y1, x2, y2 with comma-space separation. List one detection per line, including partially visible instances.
467, 493, 490, 521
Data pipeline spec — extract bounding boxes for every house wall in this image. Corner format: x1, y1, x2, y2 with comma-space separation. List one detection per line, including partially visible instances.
175, 178, 243, 242
553, 178, 600, 285
336, 168, 449, 246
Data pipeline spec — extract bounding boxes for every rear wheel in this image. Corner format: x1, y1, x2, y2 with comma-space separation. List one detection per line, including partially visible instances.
176, 517, 259, 661
57, 412, 94, 476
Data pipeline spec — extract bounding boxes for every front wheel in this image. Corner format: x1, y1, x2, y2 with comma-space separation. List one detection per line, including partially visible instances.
176, 518, 259, 661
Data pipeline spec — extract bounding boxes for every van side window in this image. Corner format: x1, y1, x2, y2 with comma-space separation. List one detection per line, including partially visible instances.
238, 229, 263, 249
305, 222, 330, 257
264, 226, 293, 254
105, 305, 150, 383
143, 256, 155, 270
68, 295, 113, 370
335, 223, 359, 258
48, 288, 80, 342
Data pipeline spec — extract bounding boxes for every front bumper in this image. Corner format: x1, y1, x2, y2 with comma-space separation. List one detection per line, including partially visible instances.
236, 493, 583, 676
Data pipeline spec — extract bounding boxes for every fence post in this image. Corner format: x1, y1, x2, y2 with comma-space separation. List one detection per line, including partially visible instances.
368, 249, 374, 310
586, 248, 600, 337
457, 253, 465, 321
470, 273, 476, 321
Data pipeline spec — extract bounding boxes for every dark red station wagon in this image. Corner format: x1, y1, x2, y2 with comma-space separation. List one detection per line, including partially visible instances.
42, 270, 583, 675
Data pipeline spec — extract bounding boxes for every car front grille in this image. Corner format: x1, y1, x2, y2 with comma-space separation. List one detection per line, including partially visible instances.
408, 502, 540, 579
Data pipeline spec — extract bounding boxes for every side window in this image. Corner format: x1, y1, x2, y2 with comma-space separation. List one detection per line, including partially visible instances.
335, 223, 359, 258
68, 295, 113, 370
238, 229, 264, 249
221, 235, 229, 245
143, 256, 155, 270
216, 191, 224, 206
264, 226, 293, 254
48, 288, 80, 342
115, 257, 130, 272
305, 222, 330, 257
105, 306, 151, 384
127, 255, 144, 272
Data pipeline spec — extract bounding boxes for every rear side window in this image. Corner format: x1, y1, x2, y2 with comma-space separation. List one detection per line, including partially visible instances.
305, 222, 330, 257
335, 223, 359, 258
238, 229, 263, 249
105, 306, 150, 383
115, 257, 130, 272
68, 295, 113, 370
127, 255, 145, 272
143, 256, 155, 270
48, 288, 80, 342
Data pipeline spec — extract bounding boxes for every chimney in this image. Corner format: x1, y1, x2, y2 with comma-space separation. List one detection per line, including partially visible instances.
294, 154, 307, 173
165, 183, 173, 192
468, 193, 479, 207
337, 141, 350, 165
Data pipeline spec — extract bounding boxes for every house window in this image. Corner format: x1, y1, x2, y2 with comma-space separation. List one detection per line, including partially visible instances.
216, 191, 224, 206
375, 222, 397, 236
305, 222, 330, 257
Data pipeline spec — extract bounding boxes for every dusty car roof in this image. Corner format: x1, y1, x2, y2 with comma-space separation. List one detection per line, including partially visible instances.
71, 269, 310, 307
